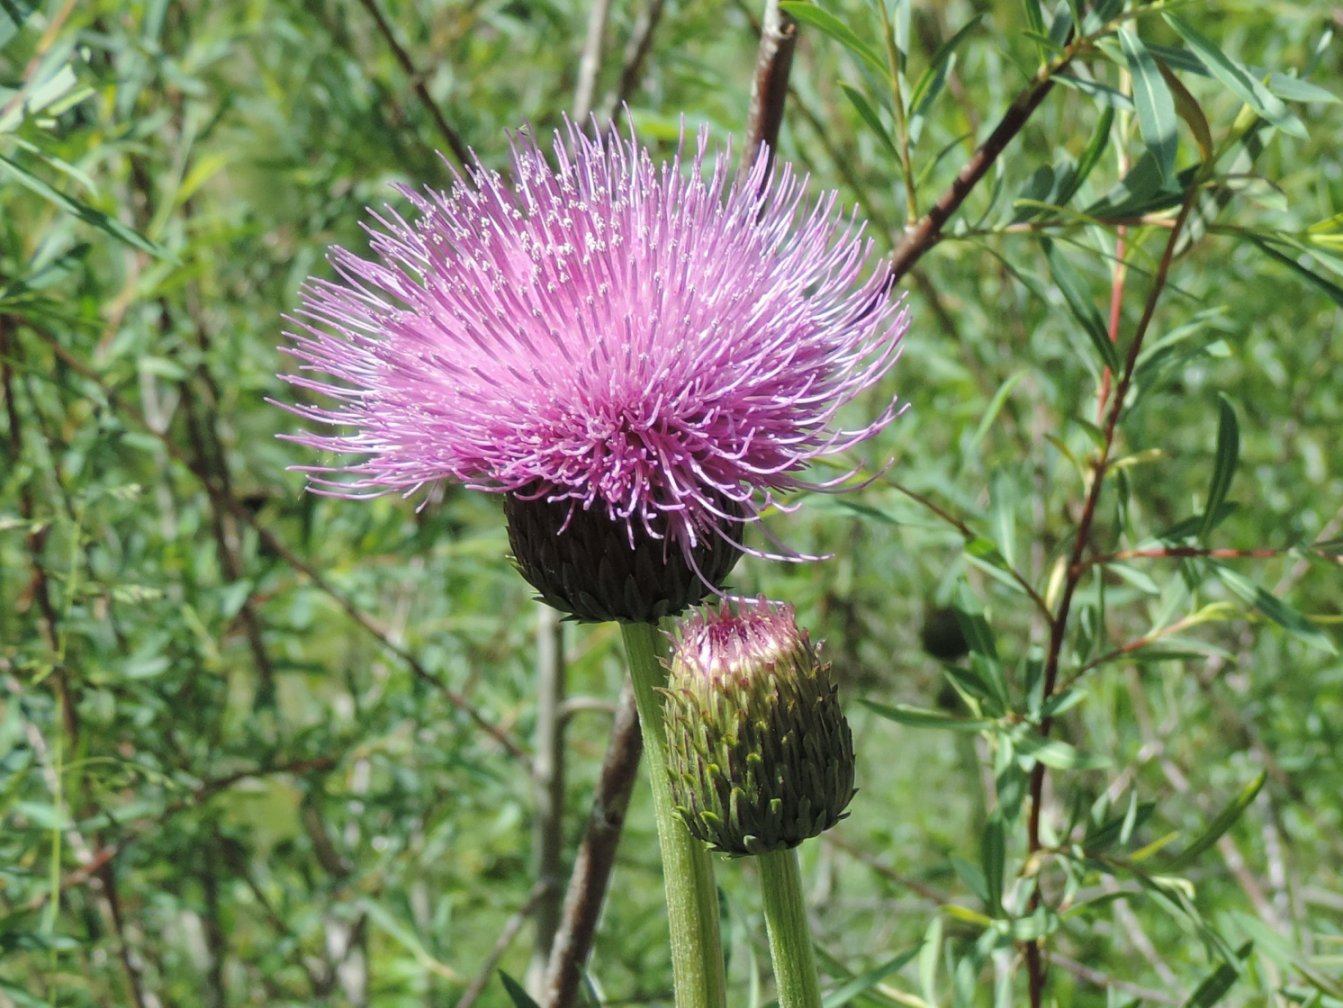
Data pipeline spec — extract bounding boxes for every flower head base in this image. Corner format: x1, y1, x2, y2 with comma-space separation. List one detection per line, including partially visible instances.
504, 486, 740, 623
279, 118, 908, 620
663, 599, 856, 856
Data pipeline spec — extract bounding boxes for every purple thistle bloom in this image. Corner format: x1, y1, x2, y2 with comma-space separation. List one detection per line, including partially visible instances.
279, 118, 908, 620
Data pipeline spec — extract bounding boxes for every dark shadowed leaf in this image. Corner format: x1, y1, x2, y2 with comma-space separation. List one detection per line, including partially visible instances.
500, 972, 542, 1008
1199, 394, 1239, 539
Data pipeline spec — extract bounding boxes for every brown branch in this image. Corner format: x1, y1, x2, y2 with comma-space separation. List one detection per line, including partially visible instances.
541, 685, 643, 1008
350, 0, 472, 167
743, 0, 798, 175
1025, 185, 1203, 1008
889, 42, 1083, 283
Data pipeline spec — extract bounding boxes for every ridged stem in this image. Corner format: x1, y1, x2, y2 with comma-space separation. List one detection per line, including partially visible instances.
620, 621, 727, 1008
758, 847, 822, 1008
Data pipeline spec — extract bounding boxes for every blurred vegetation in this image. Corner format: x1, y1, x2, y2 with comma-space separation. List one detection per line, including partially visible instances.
2, 0, 1341, 1006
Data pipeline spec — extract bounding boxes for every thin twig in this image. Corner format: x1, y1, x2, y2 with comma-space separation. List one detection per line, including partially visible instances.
349, 0, 472, 167
1050, 952, 1180, 1005
743, 0, 798, 175
19, 322, 527, 762
611, 0, 667, 113
527, 608, 567, 995
1086, 545, 1294, 567
457, 883, 551, 1008
542, 685, 644, 1008
1025, 185, 1204, 1008
889, 481, 1052, 619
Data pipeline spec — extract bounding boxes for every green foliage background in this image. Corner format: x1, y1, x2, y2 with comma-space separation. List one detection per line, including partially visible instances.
2, 0, 1341, 1005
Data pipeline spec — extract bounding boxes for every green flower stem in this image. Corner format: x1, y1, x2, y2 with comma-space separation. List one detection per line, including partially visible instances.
758, 847, 823, 1008
620, 620, 727, 1008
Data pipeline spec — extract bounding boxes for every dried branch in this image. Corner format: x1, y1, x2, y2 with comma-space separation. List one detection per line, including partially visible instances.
541, 686, 643, 1008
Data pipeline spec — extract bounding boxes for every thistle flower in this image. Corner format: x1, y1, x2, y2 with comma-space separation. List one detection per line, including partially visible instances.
278, 118, 909, 622
663, 600, 855, 855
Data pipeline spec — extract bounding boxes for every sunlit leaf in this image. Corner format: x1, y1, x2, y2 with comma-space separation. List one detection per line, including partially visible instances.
1120, 28, 1179, 185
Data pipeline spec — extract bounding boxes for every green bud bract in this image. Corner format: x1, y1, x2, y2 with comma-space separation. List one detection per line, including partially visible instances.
663, 599, 856, 855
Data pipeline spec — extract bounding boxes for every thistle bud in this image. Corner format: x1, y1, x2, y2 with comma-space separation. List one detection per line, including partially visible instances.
663, 600, 856, 856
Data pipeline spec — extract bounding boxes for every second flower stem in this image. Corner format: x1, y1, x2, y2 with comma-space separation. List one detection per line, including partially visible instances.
620, 620, 727, 1008
758, 847, 822, 1008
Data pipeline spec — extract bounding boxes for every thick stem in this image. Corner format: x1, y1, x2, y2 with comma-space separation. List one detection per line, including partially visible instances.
620, 622, 727, 1008
758, 848, 823, 1008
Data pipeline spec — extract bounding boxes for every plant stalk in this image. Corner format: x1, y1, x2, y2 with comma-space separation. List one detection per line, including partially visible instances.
758, 847, 823, 1008
620, 621, 727, 1008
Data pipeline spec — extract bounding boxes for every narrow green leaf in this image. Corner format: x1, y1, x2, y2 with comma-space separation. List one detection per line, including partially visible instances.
1120, 27, 1179, 185
1159, 60, 1213, 162
1266, 72, 1341, 105
1211, 564, 1338, 654
1082, 0, 1123, 33
1056, 104, 1115, 206
989, 472, 1018, 568
918, 915, 943, 1007
1022, 0, 1046, 40
1199, 395, 1239, 539
780, 2, 886, 77
950, 854, 989, 904
839, 83, 899, 159
0, 0, 38, 50
0, 154, 165, 257
1181, 942, 1253, 1007
820, 946, 922, 1008
860, 699, 995, 733
1014, 733, 1109, 770
981, 815, 1006, 916
1164, 13, 1305, 138
1163, 773, 1266, 871
890, 0, 911, 64
1054, 72, 1133, 108
954, 586, 999, 661
1044, 240, 1119, 373
970, 370, 1027, 452
1085, 153, 1194, 217
1247, 236, 1343, 309
908, 16, 982, 116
